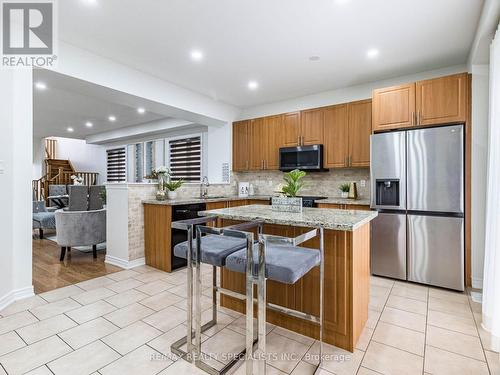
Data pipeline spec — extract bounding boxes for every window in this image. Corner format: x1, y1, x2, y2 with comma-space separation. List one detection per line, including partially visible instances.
144, 141, 155, 177
167, 136, 202, 182
132, 143, 144, 182
106, 148, 126, 182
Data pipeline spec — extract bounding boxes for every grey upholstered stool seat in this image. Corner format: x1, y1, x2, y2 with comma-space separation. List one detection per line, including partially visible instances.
225, 244, 320, 284
174, 234, 247, 266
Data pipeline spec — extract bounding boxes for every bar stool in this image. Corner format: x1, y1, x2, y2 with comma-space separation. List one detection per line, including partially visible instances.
224, 227, 325, 375
170, 217, 263, 375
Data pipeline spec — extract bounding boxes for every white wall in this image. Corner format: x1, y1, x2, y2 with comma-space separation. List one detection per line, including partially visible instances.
0, 69, 34, 310
239, 65, 468, 119
32, 137, 45, 180
470, 65, 490, 289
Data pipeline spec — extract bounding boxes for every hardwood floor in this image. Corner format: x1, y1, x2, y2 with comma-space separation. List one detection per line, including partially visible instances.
32, 232, 122, 293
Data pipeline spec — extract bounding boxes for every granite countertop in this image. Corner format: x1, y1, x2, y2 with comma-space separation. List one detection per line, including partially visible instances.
142, 195, 371, 206
199, 204, 378, 231
142, 195, 271, 206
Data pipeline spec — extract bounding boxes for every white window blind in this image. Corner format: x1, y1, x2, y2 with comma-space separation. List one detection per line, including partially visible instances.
168, 136, 202, 182
106, 148, 126, 182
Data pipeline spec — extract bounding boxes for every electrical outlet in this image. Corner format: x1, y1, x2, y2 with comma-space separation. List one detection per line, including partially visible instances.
0, 160, 4, 174
360, 179, 366, 188
268, 180, 273, 187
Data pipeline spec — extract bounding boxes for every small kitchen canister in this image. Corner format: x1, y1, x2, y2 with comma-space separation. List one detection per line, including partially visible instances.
238, 182, 249, 197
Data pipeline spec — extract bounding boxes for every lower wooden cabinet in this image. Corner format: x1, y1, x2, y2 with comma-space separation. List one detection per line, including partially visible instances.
318, 203, 370, 210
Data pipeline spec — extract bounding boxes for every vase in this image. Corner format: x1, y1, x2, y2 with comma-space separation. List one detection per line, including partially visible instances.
167, 190, 178, 200
341, 192, 349, 198
155, 173, 168, 201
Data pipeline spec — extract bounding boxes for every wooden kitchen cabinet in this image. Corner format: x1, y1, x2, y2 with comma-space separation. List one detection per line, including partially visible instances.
372, 83, 416, 132
323, 104, 349, 168
416, 73, 468, 126
318, 203, 370, 210
264, 115, 283, 170
249, 118, 265, 170
232, 120, 250, 171
300, 108, 324, 145
282, 112, 301, 147
323, 100, 371, 168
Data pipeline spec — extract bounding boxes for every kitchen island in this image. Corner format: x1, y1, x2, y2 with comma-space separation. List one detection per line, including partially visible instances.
199, 204, 377, 352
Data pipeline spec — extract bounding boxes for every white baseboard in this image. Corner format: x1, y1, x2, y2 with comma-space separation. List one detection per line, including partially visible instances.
472, 277, 483, 289
0, 286, 35, 312
105, 255, 145, 270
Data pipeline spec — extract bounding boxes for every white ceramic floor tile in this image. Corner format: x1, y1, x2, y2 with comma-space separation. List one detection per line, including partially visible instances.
0, 311, 39, 335
106, 278, 144, 293
0, 331, 25, 356
485, 350, 500, 375
58, 317, 119, 349
289, 360, 333, 375
47, 339, 120, 375
370, 276, 394, 288
305, 341, 363, 375
390, 285, 428, 302
0, 335, 72, 375
102, 321, 163, 355
147, 323, 209, 357
200, 328, 246, 370
427, 309, 478, 336
362, 341, 423, 375
134, 280, 175, 296
157, 359, 209, 375
379, 306, 426, 332
428, 297, 473, 318
356, 367, 381, 375
426, 325, 485, 361
371, 321, 425, 355
233, 362, 288, 375
0, 296, 47, 317
365, 309, 381, 329
71, 287, 116, 305
355, 327, 374, 352
99, 345, 172, 375
386, 295, 427, 315
139, 291, 184, 311
228, 315, 276, 338
39, 285, 85, 303
106, 270, 141, 282
104, 302, 155, 328
262, 331, 311, 373
134, 271, 171, 284
142, 305, 187, 332
76, 276, 116, 291
368, 294, 387, 312
24, 365, 53, 375
428, 288, 469, 304
29, 298, 81, 320
105, 289, 148, 308
16, 314, 77, 344
424, 345, 489, 375
65, 300, 117, 324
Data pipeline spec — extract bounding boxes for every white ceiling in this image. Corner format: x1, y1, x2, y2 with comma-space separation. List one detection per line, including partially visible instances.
33, 69, 168, 139
59, 0, 484, 108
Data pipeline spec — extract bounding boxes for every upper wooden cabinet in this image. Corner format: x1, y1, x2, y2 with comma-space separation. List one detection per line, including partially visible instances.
323, 100, 372, 168
372, 73, 469, 132
416, 73, 468, 126
232, 120, 250, 171
283, 112, 301, 147
300, 108, 324, 145
249, 118, 265, 170
264, 115, 283, 170
372, 83, 416, 131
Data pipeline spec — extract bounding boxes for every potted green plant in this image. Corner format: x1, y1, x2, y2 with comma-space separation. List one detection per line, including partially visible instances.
272, 169, 307, 212
155, 166, 170, 201
165, 179, 184, 200
339, 183, 350, 199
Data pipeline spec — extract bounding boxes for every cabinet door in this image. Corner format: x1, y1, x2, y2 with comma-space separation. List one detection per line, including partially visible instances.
415, 73, 468, 126
323, 104, 349, 168
282, 112, 301, 147
232, 120, 250, 171
264, 115, 283, 170
300, 108, 324, 145
249, 118, 265, 170
348, 99, 372, 167
372, 83, 415, 131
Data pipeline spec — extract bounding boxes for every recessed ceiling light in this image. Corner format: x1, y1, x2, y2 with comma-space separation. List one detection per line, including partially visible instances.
367, 48, 380, 59
82, 0, 98, 5
309, 56, 320, 61
190, 50, 204, 61
108, 115, 116, 122
137, 107, 146, 114
85, 121, 93, 128
67, 127, 74, 133
335, 0, 350, 4
247, 81, 259, 90
35, 82, 47, 90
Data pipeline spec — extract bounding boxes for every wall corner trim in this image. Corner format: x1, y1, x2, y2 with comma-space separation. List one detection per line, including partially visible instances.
0, 286, 35, 312
105, 255, 145, 270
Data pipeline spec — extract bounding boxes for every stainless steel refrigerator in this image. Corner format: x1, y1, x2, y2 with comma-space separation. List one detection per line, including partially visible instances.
370, 125, 465, 291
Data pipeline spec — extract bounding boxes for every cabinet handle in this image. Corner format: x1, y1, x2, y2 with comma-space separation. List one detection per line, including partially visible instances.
411, 111, 415, 125
297, 136, 300, 145
349, 155, 352, 167
417, 111, 421, 125
245, 160, 248, 170
301, 136, 304, 145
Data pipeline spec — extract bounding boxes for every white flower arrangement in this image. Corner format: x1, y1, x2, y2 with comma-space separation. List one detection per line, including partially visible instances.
155, 166, 169, 174
71, 175, 84, 185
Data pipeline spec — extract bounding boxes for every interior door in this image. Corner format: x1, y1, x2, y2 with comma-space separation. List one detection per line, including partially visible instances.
323, 104, 348, 168
300, 108, 324, 145
407, 125, 464, 213
282, 112, 301, 147
348, 99, 372, 167
264, 115, 282, 170
372, 83, 416, 131
408, 214, 464, 291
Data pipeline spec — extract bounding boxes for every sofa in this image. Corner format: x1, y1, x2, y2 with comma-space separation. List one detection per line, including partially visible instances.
32, 201, 56, 239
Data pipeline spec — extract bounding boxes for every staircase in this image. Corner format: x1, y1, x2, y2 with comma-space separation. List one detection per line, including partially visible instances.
32, 139, 100, 202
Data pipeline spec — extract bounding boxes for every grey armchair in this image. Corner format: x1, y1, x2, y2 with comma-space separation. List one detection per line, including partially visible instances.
55, 208, 106, 261
32, 201, 56, 239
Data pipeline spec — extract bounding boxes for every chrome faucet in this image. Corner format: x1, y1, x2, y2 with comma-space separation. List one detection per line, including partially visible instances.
200, 176, 210, 198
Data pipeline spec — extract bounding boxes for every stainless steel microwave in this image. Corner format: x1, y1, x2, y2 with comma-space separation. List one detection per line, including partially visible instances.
279, 145, 324, 171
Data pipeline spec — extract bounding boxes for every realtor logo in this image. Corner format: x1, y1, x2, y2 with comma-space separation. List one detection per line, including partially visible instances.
1, 0, 57, 68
